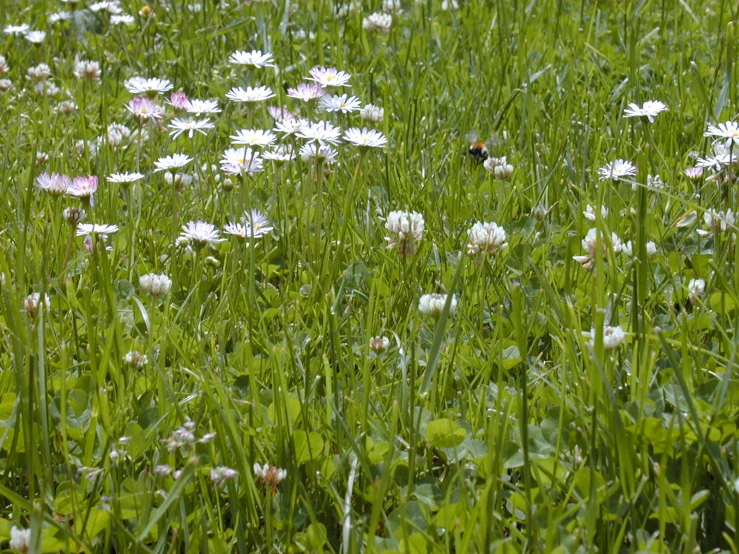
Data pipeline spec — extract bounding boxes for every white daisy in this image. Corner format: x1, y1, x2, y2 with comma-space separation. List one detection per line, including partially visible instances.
4, 24, 29, 35
108, 172, 144, 183
705, 121, 739, 148
153, 153, 193, 172
318, 94, 362, 113
307, 66, 351, 88
111, 14, 135, 25
220, 148, 264, 175
262, 145, 296, 162
124, 77, 173, 95
36, 173, 72, 195
25, 30, 46, 43
168, 117, 214, 139
299, 143, 338, 164
186, 99, 221, 116
286, 83, 326, 101
77, 223, 119, 237
179, 221, 224, 244
623, 100, 667, 122
125, 97, 164, 120
296, 120, 342, 145
230, 129, 277, 147
225, 86, 275, 103
274, 118, 308, 136
343, 127, 388, 148
598, 159, 637, 181
229, 50, 275, 68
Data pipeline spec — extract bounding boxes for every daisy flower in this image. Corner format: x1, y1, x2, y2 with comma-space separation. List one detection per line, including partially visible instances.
167, 92, 190, 110
229, 50, 275, 68
153, 154, 193, 172
90, 1, 123, 14
296, 120, 342, 145
623, 100, 667, 122
225, 86, 275, 103
230, 129, 277, 147
108, 172, 144, 183
705, 121, 739, 148
124, 77, 173, 95
77, 223, 119, 237
299, 143, 338, 164
343, 127, 388, 148
186, 99, 221, 116
274, 118, 308, 136
168, 117, 214, 139
286, 83, 326, 101
179, 221, 224, 245
111, 14, 135, 25
307, 66, 351, 88
25, 31, 46, 44
125, 97, 164, 120
318, 94, 362, 113
598, 159, 636, 181
49, 12, 73, 24
220, 148, 264, 175
697, 209, 736, 237
684, 167, 704, 180
224, 210, 273, 240
36, 172, 72, 195
4, 24, 29, 35
262, 145, 296, 163
267, 106, 296, 121
67, 176, 99, 197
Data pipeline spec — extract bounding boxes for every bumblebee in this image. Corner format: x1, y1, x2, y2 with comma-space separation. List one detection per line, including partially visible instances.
466, 132, 489, 164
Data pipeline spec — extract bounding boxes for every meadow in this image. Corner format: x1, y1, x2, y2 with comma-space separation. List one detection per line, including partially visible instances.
0, 0, 738, 551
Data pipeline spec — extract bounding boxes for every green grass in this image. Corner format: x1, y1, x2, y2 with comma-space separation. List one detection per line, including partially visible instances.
0, 0, 738, 552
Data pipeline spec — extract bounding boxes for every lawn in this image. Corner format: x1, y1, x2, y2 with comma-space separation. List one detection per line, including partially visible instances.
0, 0, 738, 552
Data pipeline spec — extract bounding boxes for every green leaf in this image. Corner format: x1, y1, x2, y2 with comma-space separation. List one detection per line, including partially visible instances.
293, 430, 324, 464
424, 418, 466, 449
75, 508, 110, 541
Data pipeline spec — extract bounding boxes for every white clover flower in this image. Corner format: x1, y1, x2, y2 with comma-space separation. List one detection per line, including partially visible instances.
441, 0, 459, 10
362, 12, 392, 34
253, 463, 287, 487
63, 207, 86, 225
688, 278, 705, 300
318, 93, 362, 113
467, 221, 508, 255
24, 293, 50, 319
229, 50, 275, 68
179, 221, 224, 245
73, 60, 101, 81
0, 55, 8, 73
154, 154, 193, 172
27, 63, 52, 82
10, 527, 31, 553
623, 100, 667, 122
307, 66, 351, 88
573, 228, 622, 269
483, 156, 514, 178
602, 326, 625, 349
704, 120, 739, 148
343, 127, 388, 148
0, 79, 12, 92
139, 273, 172, 296
583, 205, 608, 222
369, 336, 390, 353
360, 104, 384, 123
621, 240, 657, 259
210, 466, 238, 486
418, 293, 458, 318
225, 86, 275, 103
598, 159, 637, 181
230, 129, 277, 147
382, 0, 403, 14
123, 351, 148, 368
697, 209, 735, 238
385, 210, 424, 254
124, 77, 173, 95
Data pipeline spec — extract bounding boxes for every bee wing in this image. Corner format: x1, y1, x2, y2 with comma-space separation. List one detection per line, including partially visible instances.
464, 131, 479, 143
